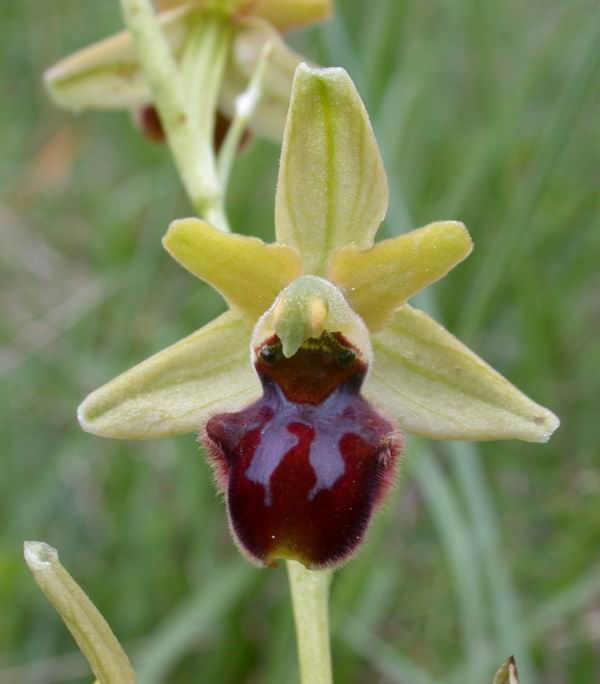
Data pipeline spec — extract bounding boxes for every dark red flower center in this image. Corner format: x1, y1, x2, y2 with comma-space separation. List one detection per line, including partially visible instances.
203, 332, 402, 569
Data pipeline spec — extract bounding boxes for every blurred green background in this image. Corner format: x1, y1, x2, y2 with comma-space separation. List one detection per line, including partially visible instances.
1, 0, 599, 682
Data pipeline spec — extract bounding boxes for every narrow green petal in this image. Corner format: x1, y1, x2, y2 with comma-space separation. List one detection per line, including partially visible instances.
163, 218, 302, 324
330, 221, 473, 331
275, 64, 388, 275
24, 542, 136, 684
44, 5, 191, 111
78, 311, 259, 439
365, 305, 559, 442
220, 17, 307, 142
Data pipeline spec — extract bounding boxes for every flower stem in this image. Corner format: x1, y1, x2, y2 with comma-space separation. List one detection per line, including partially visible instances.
119, 0, 231, 229
287, 560, 333, 684
182, 12, 230, 144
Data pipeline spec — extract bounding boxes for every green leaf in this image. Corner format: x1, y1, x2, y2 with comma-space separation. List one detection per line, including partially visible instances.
78, 311, 259, 439
366, 305, 559, 442
275, 64, 388, 275
24, 542, 136, 684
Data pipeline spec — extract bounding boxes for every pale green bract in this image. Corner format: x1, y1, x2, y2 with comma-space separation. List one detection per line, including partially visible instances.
24, 542, 136, 684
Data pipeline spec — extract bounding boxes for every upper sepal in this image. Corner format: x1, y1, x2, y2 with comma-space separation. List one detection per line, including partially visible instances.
275, 64, 388, 275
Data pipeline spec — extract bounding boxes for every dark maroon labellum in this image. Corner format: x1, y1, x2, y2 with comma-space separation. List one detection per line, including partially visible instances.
203, 332, 402, 569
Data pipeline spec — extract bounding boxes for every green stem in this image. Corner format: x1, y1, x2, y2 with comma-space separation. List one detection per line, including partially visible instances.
287, 561, 333, 684
119, 0, 231, 229
182, 12, 231, 145
180, 11, 232, 229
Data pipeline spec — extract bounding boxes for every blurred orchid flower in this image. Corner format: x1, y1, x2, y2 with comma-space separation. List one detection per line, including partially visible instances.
44, 0, 331, 142
494, 656, 521, 684
78, 64, 559, 569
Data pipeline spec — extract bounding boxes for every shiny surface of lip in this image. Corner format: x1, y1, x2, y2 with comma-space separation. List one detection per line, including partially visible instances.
204, 334, 402, 569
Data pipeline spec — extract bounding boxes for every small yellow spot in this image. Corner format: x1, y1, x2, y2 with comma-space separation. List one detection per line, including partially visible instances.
307, 296, 328, 338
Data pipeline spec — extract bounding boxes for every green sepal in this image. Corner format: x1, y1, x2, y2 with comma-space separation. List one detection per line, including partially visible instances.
78, 311, 259, 438
275, 64, 388, 275
366, 305, 559, 442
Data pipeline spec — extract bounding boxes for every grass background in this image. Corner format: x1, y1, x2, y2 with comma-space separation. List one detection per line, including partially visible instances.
1, 0, 599, 682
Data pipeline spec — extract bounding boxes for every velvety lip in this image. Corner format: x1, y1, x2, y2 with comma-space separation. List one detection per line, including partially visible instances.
204, 333, 402, 569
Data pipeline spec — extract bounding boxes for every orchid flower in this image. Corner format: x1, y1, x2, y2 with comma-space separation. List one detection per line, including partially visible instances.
78, 64, 559, 570
44, 0, 331, 143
